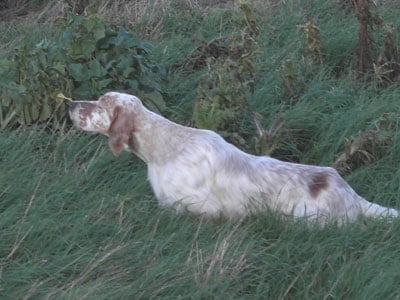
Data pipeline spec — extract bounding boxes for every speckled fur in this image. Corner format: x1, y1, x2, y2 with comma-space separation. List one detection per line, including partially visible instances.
69, 92, 399, 223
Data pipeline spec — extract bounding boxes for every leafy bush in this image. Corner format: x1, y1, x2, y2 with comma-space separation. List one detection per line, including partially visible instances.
0, 39, 72, 127
0, 10, 165, 128
192, 0, 260, 149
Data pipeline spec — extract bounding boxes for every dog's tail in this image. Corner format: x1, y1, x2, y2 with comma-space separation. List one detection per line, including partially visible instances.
360, 198, 399, 219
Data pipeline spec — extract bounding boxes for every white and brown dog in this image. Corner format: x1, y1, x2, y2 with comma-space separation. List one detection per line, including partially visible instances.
69, 92, 398, 223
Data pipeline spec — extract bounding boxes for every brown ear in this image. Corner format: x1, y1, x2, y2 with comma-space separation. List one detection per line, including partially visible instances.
108, 106, 136, 155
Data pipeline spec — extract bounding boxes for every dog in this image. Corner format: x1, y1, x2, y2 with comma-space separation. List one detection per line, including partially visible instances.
68, 92, 399, 223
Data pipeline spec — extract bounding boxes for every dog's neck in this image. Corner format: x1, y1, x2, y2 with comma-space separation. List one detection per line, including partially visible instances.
130, 108, 192, 164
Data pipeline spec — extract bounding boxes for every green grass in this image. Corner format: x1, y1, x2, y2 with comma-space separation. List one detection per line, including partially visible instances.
2, 129, 400, 299
2, 0, 400, 298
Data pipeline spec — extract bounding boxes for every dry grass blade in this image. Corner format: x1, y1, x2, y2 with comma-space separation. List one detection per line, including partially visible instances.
253, 112, 286, 156
44, 245, 124, 299
189, 219, 248, 287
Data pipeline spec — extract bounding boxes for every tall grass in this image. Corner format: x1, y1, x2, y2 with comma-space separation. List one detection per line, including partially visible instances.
2, 0, 400, 299
2, 129, 400, 299
0, 128, 400, 299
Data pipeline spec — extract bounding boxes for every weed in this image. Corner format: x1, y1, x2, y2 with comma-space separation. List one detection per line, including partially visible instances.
333, 112, 396, 174
350, 0, 383, 77
298, 18, 324, 64
281, 59, 306, 102
192, 0, 260, 148
373, 23, 400, 88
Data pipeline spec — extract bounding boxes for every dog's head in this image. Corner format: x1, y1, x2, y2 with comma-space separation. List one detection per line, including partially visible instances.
69, 92, 142, 155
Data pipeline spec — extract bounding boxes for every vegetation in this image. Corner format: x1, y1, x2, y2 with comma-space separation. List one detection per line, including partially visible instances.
1, 0, 400, 299
0, 10, 165, 128
193, 1, 260, 148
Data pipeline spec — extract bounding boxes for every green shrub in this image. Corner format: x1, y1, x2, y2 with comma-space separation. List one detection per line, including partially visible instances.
0, 39, 72, 127
192, 0, 260, 149
0, 10, 165, 128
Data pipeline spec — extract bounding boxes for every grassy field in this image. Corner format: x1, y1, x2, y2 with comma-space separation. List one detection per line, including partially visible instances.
2, 0, 400, 299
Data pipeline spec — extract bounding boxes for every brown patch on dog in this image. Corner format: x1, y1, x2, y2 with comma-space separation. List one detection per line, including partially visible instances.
98, 94, 116, 111
308, 172, 329, 199
108, 106, 138, 155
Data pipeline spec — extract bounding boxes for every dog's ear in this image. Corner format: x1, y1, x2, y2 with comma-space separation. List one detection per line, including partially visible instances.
108, 106, 136, 155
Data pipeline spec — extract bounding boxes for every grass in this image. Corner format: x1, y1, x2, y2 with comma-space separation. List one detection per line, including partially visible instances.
2, 129, 400, 299
2, 0, 400, 299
